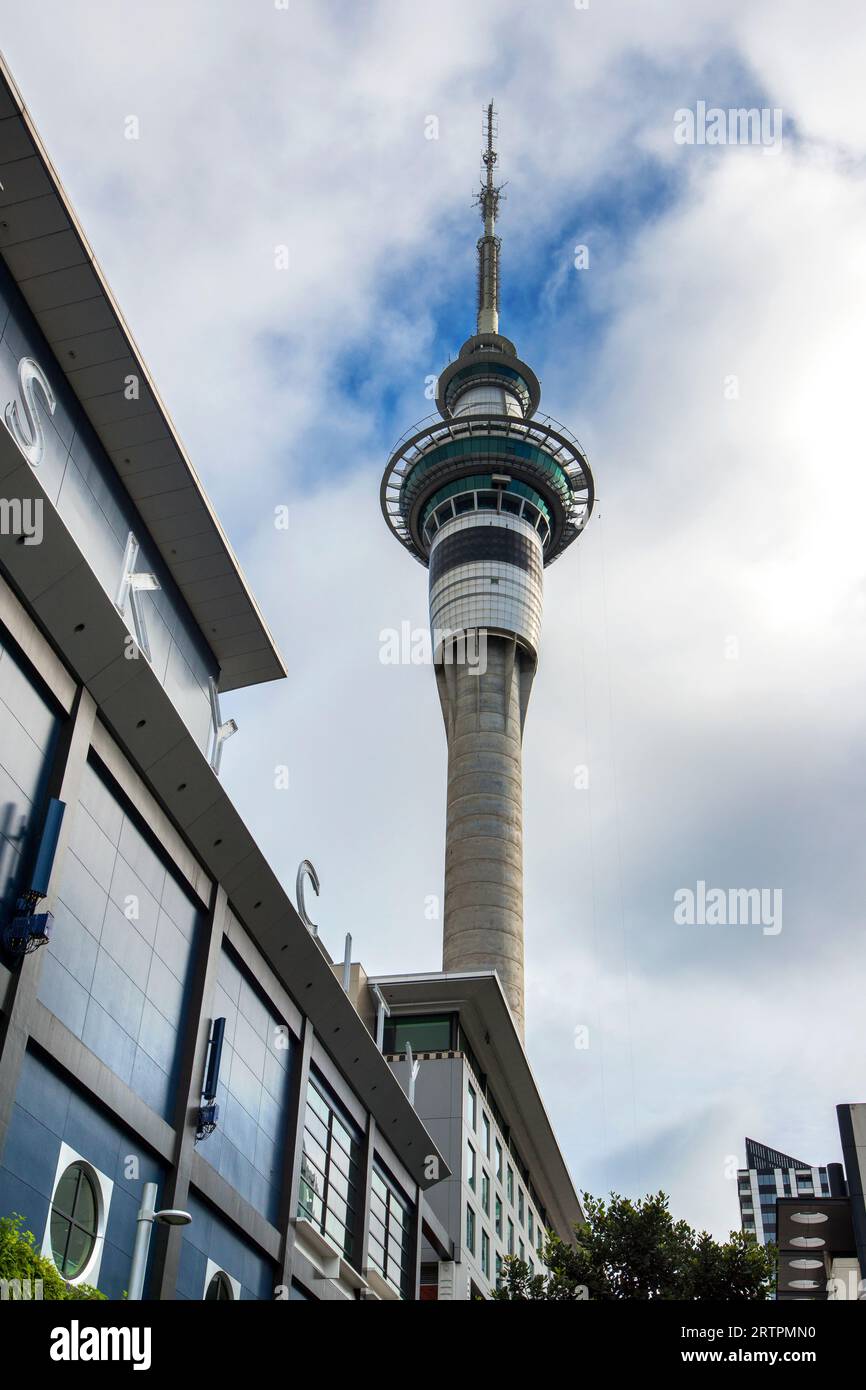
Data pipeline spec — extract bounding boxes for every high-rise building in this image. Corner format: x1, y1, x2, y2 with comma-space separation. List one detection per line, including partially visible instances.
379, 104, 594, 1040
737, 1137, 841, 1248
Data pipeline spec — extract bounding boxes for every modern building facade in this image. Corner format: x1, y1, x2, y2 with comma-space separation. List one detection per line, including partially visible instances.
774, 1106, 866, 1302
737, 1137, 839, 1249
379, 104, 594, 1040
371, 970, 583, 1300
0, 52, 449, 1302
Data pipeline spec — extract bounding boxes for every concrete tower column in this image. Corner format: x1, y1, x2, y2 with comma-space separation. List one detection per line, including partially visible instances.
437, 637, 534, 1038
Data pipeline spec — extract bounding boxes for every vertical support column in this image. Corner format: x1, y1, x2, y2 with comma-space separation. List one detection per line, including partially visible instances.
276, 1015, 313, 1296
0, 685, 96, 1158
151, 883, 226, 1300
410, 1184, 423, 1301
357, 1114, 376, 1293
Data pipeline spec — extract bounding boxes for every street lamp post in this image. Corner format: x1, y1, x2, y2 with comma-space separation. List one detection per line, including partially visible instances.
128, 1181, 192, 1300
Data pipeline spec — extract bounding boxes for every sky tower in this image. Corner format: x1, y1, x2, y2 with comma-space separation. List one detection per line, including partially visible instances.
381, 104, 594, 1038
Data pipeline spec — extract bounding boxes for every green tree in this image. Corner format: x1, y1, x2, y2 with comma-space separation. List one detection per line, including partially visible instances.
0, 1213, 106, 1300
493, 1191, 775, 1301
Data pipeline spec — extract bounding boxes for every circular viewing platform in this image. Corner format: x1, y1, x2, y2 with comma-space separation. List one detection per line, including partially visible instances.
380, 411, 594, 567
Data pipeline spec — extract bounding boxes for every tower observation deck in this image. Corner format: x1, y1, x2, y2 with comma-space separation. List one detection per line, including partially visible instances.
380, 104, 594, 1038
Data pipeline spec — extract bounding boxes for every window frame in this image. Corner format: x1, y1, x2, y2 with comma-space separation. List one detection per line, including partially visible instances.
203, 1259, 241, 1301
42, 1142, 113, 1288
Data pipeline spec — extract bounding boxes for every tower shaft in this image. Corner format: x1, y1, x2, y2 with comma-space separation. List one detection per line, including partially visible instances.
437, 637, 535, 1038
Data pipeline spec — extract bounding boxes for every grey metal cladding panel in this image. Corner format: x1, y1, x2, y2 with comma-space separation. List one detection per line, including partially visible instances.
36, 295, 117, 341
51, 326, 129, 374
217, 650, 277, 680
161, 641, 212, 751
2, 228, 86, 280
135, 486, 203, 523
65, 355, 143, 400
67, 801, 116, 891
0, 114, 35, 162
219, 661, 284, 693
143, 745, 218, 828
0, 638, 57, 747
212, 631, 273, 661
78, 381, 159, 421
0, 83, 17, 120
95, 411, 169, 446
202, 611, 262, 642
18, 261, 102, 311
56, 456, 128, 596
123, 461, 194, 502
182, 572, 244, 606
0, 156, 53, 205
170, 551, 234, 585
191, 589, 258, 622
161, 530, 226, 565
0, 193, 71, 245
184, 801, 259, 881
1, 518, 84, 601
109, 437, 182, 475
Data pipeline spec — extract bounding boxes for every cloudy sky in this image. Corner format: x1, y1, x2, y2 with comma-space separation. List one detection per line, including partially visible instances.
3, 0, 866, 1239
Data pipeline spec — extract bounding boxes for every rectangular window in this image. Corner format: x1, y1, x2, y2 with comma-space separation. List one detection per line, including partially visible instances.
495, 1138, 503, 1182
495, 1195, 502, 1238
519, 1239, 525, 1261
507, 1165, 514, 1204
466, 1204, 476, 1256
496, 1252, 503, 1285
518, 1188, 525, 1226
466, 1140, 476, 1191
481, 1112, 491, 1158
481, 1230, 490, 1279
382, 1013, 453, 1054
528, 1210, 534, 1243
536, 1224, 543, 1253
298, 1074, 363, 1264
466, 1083, 477, 1132
368, 1161, 414, 1300
507, 1219, 515, 1255
481, 1170, 490, 1216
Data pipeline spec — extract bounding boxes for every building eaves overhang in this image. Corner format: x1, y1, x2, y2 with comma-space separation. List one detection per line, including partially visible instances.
0, 53, 286, 693
368, 969, 583, 1240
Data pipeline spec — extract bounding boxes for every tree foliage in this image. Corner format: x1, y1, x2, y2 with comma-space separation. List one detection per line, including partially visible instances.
492, 1191, 775, 1301
0, 1213, 106, 1300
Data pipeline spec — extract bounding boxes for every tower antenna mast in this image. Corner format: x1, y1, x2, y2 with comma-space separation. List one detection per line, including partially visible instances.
476, 100, 504, 335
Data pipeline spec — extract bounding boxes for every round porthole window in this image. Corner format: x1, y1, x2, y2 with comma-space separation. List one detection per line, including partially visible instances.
205, 1270, 235, 1301
49, 1162, 99, 1278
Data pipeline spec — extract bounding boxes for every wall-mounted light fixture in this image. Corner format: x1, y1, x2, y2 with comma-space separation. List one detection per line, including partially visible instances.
1, 798, 65, 964
196, 1017, 226, 1142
